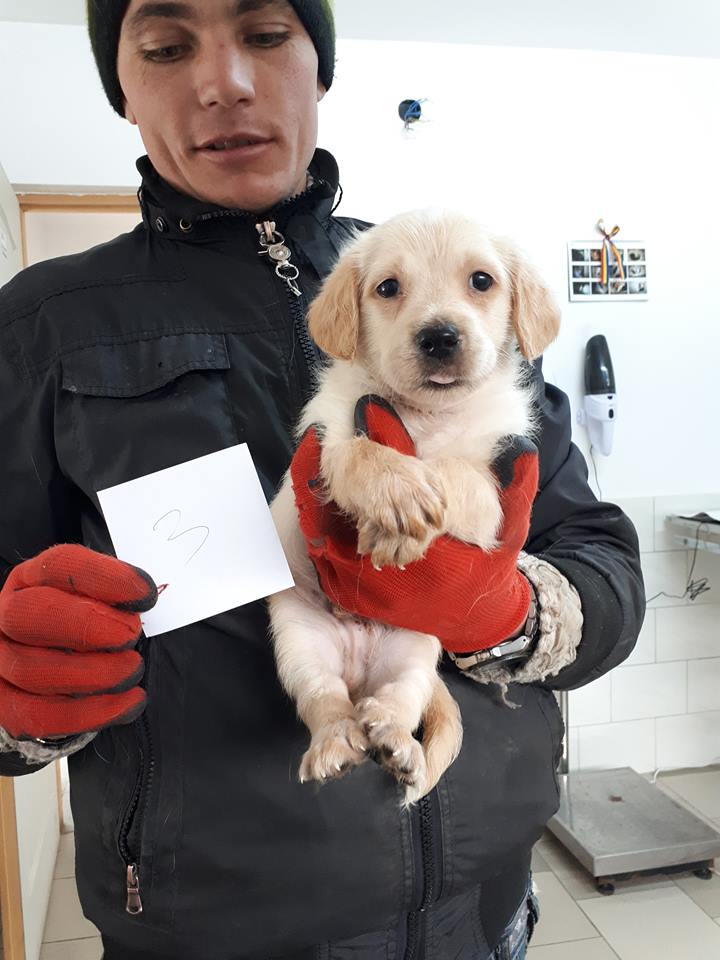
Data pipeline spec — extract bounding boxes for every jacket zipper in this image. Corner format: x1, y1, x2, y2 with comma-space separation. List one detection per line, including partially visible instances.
117, 639, 156, 916
256, 220, 316, 400
288, 287, 316, 401
404, 790, 443, 960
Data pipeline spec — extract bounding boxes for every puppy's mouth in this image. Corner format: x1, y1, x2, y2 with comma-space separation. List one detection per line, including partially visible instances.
424, 373, 465, 390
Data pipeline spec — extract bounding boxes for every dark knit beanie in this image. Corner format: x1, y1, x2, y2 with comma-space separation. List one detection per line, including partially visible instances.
87, 0, 336, 117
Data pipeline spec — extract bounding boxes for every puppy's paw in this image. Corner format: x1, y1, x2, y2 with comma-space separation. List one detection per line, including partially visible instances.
442, 469, 504, 551
356, 697, 427, 791
357, 460, 447, 568
299, 717, 369, 784
357, 521, 435, 569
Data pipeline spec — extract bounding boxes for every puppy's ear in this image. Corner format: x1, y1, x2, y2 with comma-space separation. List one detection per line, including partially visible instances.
307, 250, 362, 361
500, 242, 561, 361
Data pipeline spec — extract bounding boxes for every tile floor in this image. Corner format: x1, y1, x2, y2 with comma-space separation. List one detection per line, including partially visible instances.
40, 769, 720, 960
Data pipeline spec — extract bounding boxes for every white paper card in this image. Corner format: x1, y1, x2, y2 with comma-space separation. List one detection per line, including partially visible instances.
97, 445, 294, 637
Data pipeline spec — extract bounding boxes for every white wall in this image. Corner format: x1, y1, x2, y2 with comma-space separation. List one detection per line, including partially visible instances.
0, 22, 144, 188
0, 0, 84, 25
2, 22, 718, 498
569, 493, 720, 775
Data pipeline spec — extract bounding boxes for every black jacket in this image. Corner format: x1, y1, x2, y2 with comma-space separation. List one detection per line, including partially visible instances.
0, 150, 644, 960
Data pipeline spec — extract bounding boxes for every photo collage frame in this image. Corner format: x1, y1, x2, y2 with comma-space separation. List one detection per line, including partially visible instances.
568, 241, 648, 302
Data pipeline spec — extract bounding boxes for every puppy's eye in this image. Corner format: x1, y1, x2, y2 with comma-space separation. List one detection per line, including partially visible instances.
376, 278, 400, 299
471, 271, 494, 292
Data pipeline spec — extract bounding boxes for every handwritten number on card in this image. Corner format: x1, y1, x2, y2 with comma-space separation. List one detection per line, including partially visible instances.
153, 509, 210, 566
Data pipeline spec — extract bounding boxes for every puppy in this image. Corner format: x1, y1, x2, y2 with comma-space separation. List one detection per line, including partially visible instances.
269, 211, 560, 805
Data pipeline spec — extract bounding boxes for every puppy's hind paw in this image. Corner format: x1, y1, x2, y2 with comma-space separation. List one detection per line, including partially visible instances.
356, 697, 427, 793
299, 717, 369, 784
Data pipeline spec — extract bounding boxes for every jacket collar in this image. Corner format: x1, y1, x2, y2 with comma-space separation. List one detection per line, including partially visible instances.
136, 148, 341, 241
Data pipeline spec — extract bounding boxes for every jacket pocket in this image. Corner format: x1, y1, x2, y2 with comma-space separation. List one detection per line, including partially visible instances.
61, 332, 230, 398
58, 333, 239, 500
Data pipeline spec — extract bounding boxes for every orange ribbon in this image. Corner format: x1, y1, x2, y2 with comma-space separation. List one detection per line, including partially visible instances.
597, 220, 625, 285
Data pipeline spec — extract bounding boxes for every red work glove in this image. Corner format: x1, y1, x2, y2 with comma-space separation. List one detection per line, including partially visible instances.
0, 545, 157, 741
291, 396, 539, 654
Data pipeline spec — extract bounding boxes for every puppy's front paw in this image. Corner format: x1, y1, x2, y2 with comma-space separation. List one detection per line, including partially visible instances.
299, 717, 369, 784
357, 520, 436, 569
356, 697, 427, 793
357, 460, 447, 569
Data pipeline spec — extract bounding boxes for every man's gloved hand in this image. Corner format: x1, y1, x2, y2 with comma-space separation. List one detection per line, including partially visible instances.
291, 396, 539, 654
0, 545, 157, 741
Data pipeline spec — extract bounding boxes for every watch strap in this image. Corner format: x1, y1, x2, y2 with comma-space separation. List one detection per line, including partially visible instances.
448, 580, 539, 672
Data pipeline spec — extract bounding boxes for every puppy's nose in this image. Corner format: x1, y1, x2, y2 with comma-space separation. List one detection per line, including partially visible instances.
416, 324, 461, 361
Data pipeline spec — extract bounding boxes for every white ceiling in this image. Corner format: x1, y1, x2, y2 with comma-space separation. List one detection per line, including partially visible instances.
2, 0, 720, 60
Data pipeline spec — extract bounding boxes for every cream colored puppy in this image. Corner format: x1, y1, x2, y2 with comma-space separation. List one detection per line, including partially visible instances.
269, 211, 560, 805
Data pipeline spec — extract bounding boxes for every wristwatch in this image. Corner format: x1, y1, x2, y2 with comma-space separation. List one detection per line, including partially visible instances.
32, 735, 80, 748
447, 579, 539, 673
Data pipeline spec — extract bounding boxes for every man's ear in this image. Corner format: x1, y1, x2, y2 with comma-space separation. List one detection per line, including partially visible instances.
317, 80, 327, 102
307, 250, 361, 361
498, 240, 561, 360
124, 99, 137, 125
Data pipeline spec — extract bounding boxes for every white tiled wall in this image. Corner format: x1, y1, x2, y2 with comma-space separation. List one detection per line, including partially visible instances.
569, 494, 720, 774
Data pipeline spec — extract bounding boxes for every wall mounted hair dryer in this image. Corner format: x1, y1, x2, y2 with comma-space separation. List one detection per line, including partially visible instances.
577, 335, 616, 456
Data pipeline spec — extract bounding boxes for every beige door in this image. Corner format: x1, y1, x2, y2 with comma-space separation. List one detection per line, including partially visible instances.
22, 203, 142, 267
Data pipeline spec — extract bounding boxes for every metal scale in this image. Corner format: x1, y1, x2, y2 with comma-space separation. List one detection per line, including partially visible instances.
549, 688, 720, 894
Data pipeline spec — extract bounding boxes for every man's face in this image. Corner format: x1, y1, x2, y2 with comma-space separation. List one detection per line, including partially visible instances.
117, 0, 324, 212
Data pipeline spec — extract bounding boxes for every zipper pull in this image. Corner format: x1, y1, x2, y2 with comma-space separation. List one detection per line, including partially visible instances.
125, 863, 143, 915
256, 220, 302, 298
257, 220, 276, 246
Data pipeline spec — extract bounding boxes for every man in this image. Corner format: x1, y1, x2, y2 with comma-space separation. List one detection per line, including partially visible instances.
0, 2, 645, 958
